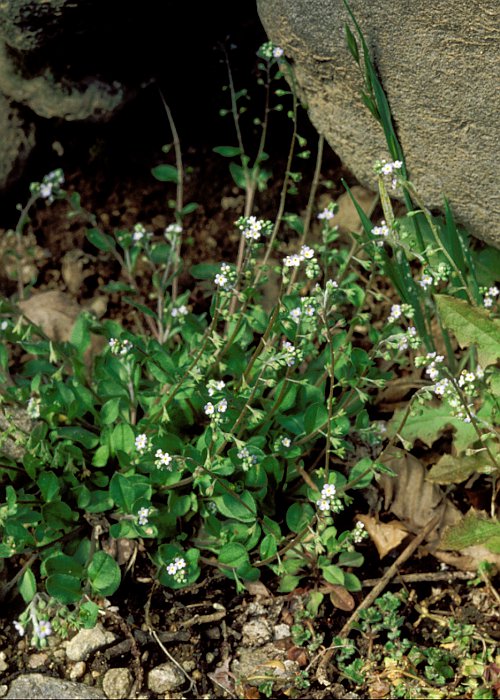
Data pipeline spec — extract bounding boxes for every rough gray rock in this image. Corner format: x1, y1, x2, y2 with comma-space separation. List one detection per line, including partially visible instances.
65, 624, 116, 662
0, 92, 35, 188
257, 0, 500, 247
147, 662, 185, 694
102, 668, 132, 700
6, 674, 105, 700
241, 619, 273, 647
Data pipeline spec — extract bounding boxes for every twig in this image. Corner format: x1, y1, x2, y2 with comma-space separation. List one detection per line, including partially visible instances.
362, 570, 475, 587
315, 513, 441, 685
150, 628, 198, 697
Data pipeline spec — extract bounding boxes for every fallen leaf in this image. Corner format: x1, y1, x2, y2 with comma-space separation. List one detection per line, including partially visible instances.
244, 580, 273, 598
357, 515, 409, 559
208, 657, 235, 695
319, 583, 355, 611
379, 448, 462, 545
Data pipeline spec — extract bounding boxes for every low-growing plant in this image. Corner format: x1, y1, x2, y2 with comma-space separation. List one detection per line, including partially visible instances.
0, 7, 498, 675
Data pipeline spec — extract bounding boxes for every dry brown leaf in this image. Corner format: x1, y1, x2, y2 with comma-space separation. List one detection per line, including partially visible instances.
379, 448, 462, 545
244, 580, 273, 598
433, 546, 500, 572
328, 585, 355, 611
19, 290, 81, 342
208, 657, 235, 695
18, 290, 106, 364
357, 515, 409, 559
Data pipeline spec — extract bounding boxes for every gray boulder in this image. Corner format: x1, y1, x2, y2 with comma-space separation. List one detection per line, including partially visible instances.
257, 0, 500, 247
6, 674, 105, 700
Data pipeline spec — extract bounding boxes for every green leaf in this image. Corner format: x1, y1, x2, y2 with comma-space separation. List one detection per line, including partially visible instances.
278, 574, 302, 593
92, 445, 110, 470
344, 23, 359, 63
44, 553, 84, 578
109, 472, 150, 513
181, 202, 198, 215
436, 295, 500, 367
389, 403, 476, 452
304, 402, 328, 434
70, 314, 91, 355
214, 491, 257, 523
100, 398, 121, 425
19, 568, 37, 603
441, 512, 500, 550
321, 564, 345, 585
190, 263, 221, 280
53, 426, 99, 449
338, 551, 364, 567
151, 164, 178, 183
218, 542, 249, 570
213, 146, 242, 157
286, 503, 315, 533
110, 423, 135, 454
427, 451, 497, 485
78, 600, 99, 629
349, 458, 374, 489
86, 228, 115, 252
46, 573, 82, 604
229, 162, 247, 189
37, 471, 60, 502
87, 551, 121, 596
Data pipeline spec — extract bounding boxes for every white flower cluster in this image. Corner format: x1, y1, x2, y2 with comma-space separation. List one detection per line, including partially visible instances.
316, 483, 343, 514
283, 245, 319, 279
352, 521, 367, 544
137, 507, 150, 526
418, 272, 434, 290
288, 299, 315, 324
418, 352, 485, 423
396, 325, 418, 351
371, 220, 390, 239
27, 396, 41, 419
236, 216, 272, 242
31, 169, 65, 201
281, 340, 301, 367
15, 618, 52, 640
214, 262, 236, 291
155, 449, 173, 469
166, 556, 187, 583
204, 398, 227, 419
317, 206, 335, 221
387, 303, 414, 324
171, 305, 189, 318
207, 379, 226, 397
273, 435, 291, 451
483, 286, 499, 309
374, 159, 403, 190
165, 222, 183, 237
132, 223, 148, 242
258, 41, 285, 61
135, 433, 149, 453
108, 337, 133, 355
237, 446, 259, 471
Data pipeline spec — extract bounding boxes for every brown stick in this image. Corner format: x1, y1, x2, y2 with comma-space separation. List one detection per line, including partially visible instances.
316, 514, 441, 685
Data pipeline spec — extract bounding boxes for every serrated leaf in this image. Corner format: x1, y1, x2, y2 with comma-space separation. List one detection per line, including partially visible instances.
389, 403, 476, 452
436, 295, 500, 367
441, 512, 500, 550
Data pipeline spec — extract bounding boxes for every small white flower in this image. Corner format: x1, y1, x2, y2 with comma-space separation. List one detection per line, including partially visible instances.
40, 183, 53, 199
321, 483, 336, 499
27, 396, 41, 419
132, 230, 144, 242
290, 307, 302, 323
135, 433, 149, 453
13, 621, 25, 637
166, 563, 177, 575
381, 162, 393, 175
317, 207, 335, 221
214, 273, 228, 287
165, 223, 182, 235
36, 620, 52, 639
281, 437, 291, 448
137, 507, 150, 526
484, 296, 493, 308
300, 245, 315, 260
171, 305, 189, 317
388, 304, 402, 323
283, 254, 302, 268
154, 449, 172, 469
488, 286, 499, 298
371, 221, 390, 237
174, 557, 186, 570
0, 320, 8, 331
304, 305, 315, 317
272, 46, 284, 58
108, 338, 119, 351
204, 402, 215, 416
217, 398, 228, 413
317, 498, 331, 512
419, 273, 434, 290
393, 160, 403, 169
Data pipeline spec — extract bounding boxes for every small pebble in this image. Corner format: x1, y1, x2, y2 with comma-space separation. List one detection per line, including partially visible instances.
69, 661, 87, 680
